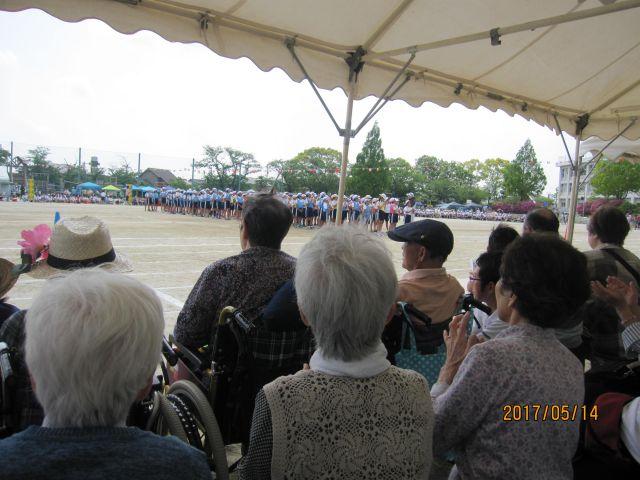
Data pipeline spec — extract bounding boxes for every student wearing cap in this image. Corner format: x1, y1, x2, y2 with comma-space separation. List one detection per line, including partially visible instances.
388, 219, 464, 326
389, 198, 399, 231
320, 196, 330, 226
330, 194, 338, 223
375, 194, 387, 232
404, 193, 416, 224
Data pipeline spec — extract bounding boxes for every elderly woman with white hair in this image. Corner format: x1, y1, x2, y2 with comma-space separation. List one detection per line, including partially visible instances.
239, 226, 434, 480
0, 270, 211, 480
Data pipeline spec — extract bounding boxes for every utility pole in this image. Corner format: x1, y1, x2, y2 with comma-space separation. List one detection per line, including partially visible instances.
191, 158, 195, 186
137, 153, 141, 174
77, 147, 82, 184
9, 141, 13, 185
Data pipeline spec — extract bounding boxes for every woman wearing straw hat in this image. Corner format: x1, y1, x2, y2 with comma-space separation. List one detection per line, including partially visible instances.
0, 216, 132, 433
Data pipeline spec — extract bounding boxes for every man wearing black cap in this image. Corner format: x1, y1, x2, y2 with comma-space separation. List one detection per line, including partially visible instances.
388, 219, 464, 325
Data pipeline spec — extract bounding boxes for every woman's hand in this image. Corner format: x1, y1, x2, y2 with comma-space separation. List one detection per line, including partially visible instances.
591, 276, 635, 309
592, 276, 640, 326
438, 312, 483, 385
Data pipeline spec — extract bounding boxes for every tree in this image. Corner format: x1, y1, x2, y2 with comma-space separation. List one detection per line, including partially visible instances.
107, 161, 138, 186
170, 177, 191, 189
503, 139, 546, 200
198, 145, 259, 190
0, 148, 9, 166
462, 159, 483, 184
290, 147, 342, 193
591, 159, 640, 200
387, 158, 422, 197
266, 159, 297, 191
63, 164, 88, 187
348, 122, 390, 195
23, 146, 61, 189
480, 158, 509, 200
414, 155, 483, 203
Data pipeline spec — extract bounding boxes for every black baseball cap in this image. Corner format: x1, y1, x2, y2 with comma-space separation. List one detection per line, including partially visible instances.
387, 219, 454, 260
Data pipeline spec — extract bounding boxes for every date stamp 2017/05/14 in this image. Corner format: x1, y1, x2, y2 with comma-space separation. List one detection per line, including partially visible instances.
502, 404, 598, 422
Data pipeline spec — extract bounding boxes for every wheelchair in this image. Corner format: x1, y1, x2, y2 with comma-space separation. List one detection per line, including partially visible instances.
132, 305, 313, 477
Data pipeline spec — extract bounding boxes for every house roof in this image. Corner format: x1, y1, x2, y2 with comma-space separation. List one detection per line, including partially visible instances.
142, 168, 178, 183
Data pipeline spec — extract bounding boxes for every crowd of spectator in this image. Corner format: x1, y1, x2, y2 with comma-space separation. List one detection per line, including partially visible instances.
0, 197, 639, 479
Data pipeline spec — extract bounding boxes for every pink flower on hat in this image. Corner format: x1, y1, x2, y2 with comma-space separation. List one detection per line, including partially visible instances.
18, 224, 52, 262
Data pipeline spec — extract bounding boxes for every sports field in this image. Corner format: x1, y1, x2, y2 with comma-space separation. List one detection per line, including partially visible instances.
2, 202, 636, 336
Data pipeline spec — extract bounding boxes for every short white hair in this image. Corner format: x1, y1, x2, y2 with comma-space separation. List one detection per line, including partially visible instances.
295, 225, 397, 361
25, 269, 164, 427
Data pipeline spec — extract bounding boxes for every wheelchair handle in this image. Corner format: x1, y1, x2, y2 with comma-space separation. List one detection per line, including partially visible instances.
161, 337, 179, 367
0, 342, 16, 388
217, 306, 255, 333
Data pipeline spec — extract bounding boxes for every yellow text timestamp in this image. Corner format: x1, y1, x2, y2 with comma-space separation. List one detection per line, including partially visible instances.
502, 404, 598, 422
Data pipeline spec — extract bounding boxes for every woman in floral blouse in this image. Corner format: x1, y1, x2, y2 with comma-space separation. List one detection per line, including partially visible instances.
432, 233, 591, 480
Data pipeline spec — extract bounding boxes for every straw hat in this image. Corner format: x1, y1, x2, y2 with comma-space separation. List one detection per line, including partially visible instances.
0, 258, 18, 299
28, 216, 132, 279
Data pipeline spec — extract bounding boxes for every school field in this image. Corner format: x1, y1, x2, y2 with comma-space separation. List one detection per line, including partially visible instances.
2, 202, 638, 336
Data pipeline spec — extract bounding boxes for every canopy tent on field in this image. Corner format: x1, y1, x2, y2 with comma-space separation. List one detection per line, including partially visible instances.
436, 202, 465, 210
76, 182, 101, 191
3, 0, 640, 241
102, 185, 121, 191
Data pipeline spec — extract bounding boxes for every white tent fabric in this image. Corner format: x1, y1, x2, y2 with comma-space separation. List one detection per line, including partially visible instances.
2, 0, 640, 141
580, 136, 640, 159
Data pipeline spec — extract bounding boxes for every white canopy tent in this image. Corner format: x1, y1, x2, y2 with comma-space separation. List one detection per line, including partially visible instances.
580, 136, 640, 160
2, 0, 640, 239
576, 135, 640, 192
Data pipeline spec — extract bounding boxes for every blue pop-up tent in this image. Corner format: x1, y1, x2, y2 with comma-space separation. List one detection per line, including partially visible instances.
76, 182, 101, 191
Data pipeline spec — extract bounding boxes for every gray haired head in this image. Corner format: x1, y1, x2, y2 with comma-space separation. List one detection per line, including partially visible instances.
295, 225, 397, 361
25, 269, 164, 427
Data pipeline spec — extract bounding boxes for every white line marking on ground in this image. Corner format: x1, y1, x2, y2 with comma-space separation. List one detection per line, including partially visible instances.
154, 289, 185, 309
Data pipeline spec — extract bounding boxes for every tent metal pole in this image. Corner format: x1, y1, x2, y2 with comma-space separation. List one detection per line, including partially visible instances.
566, 135, 582, 243
336, 79, 356, 225
286, 39, 342, 134
553, 114, 574, 170
353, 53, 414, 135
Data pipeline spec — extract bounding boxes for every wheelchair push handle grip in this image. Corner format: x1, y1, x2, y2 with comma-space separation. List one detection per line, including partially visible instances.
233, 311, 254, 333
161, 337, 179, 367
0, 342, 15, 387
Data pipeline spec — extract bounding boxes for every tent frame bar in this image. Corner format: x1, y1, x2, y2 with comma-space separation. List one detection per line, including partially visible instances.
286, 38, 343, 136
287, 39, 414, 138
554, 114, 575, 170
578, 117, 638, 188
353, 52, 415, 136
366, 0, 640, 59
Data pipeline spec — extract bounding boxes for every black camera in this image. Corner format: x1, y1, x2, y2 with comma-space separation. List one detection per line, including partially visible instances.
460, 293, 492, 316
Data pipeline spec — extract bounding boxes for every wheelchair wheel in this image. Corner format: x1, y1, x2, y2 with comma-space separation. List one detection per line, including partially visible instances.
148, 391, 189, 443
168, 380, 229, 480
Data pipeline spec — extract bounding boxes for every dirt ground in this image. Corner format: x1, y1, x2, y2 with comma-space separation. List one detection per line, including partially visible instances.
2, 201, 637, 336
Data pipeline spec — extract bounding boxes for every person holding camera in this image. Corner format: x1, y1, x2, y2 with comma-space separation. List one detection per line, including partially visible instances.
467, 251, 509, 340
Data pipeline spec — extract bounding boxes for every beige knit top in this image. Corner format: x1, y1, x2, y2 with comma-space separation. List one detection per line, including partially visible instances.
262, 367, 434, 480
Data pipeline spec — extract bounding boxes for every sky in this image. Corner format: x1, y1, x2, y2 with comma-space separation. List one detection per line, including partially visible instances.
0, 9, 575, 195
